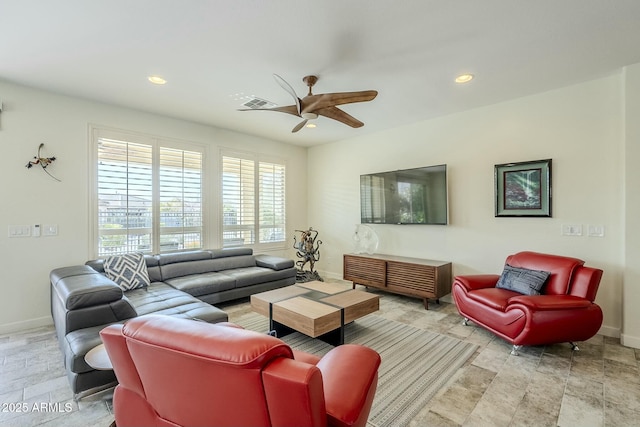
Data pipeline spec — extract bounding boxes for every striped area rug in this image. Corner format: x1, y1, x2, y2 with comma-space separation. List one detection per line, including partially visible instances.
236, 313, 478, 427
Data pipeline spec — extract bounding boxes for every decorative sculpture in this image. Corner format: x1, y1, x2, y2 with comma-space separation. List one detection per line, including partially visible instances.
293, 227, 323, 282
353, 224, 379, 254
26, 143, 60, 182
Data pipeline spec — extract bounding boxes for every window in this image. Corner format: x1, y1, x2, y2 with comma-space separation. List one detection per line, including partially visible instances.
221, 152, 286, 248
92, 128, 204, 257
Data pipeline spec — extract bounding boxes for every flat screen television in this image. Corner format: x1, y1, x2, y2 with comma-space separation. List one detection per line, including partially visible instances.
360, 164, 448, 225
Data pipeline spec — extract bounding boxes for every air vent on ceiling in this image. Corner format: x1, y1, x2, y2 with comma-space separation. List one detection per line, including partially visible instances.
242, 97, 277, 109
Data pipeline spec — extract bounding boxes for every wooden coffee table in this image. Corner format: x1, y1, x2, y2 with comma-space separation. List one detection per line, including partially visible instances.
251, 281, 379, 346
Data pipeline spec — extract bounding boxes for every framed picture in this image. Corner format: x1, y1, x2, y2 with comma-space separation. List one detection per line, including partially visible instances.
495, 159, 552, 217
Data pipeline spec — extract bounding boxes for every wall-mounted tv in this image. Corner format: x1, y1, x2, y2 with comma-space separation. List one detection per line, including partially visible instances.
360, 164, 448, 225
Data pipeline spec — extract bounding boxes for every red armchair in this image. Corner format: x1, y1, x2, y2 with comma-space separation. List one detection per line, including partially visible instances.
100, 315, 381, 427
452, 251, 603, 355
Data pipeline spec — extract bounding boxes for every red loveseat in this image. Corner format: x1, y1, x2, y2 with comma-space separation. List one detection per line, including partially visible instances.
452, 251, 603, 355
100, 315, 381, 427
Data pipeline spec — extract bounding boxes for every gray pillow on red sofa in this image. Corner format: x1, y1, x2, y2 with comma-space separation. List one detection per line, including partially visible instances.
496, 264, 550, 296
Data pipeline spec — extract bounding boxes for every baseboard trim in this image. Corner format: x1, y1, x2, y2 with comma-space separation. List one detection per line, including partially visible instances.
0, 316, 53, 335
620, 333, 640, 349
598, 324, 620, 339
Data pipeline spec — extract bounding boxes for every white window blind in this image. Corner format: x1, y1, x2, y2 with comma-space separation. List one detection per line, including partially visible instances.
95, 132, 204, 256
221, 153, 285, 247
159, 148, 203, 251
259, 161, 286, 243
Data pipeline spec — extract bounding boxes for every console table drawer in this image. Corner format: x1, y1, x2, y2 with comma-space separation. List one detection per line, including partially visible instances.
343, 255, 386, 288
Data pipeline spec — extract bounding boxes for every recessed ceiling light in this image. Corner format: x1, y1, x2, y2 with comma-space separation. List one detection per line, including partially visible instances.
148, 75, 167, 85
455, 74, 474, 84
306, 123, 317, 128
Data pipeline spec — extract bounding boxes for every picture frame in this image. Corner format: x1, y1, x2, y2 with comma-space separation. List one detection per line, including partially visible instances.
495, 159, 552, 217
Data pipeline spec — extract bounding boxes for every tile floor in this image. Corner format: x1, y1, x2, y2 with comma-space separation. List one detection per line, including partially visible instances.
1, 283, 639, 426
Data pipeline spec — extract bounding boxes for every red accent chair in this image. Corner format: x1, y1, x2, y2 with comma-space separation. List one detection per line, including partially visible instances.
100, 315, 381, 427
452, 251, 603, 355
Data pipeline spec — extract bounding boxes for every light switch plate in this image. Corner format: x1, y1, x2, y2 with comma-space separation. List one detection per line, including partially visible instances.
43, 224, 58, 236
561, 224, 582, 236
587, 225, 605, 237
8, 225, 31, 237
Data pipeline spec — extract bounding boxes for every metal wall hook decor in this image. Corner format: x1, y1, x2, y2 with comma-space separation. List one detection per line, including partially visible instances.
26, 143, 60, 182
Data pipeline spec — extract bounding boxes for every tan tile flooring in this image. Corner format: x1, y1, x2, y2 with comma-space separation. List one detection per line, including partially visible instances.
1, 283, 639, 426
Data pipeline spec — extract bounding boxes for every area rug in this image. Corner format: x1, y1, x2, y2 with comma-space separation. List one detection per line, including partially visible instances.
237, 312, 478, 427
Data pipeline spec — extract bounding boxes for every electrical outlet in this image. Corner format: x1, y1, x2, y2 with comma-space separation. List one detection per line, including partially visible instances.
561, 224, 583, 236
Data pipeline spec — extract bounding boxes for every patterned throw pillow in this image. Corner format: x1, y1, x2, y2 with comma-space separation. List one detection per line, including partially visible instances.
104, 252, 150, 291
495, 264, 550, 296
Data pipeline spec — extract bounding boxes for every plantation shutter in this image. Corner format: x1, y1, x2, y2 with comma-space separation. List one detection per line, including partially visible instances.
159, 148, 203, 252
259, 161, 286, 243
97, 138, 153, 255
222, 155, 256, 246
95, 131, 205, 257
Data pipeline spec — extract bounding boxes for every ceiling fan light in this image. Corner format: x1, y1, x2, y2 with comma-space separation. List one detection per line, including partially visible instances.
455, 74, 474, 84
301, 112, 318, 120
148, 75, 167, 85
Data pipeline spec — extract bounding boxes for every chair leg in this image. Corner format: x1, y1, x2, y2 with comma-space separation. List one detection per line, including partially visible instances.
462, 318, 469, 326
510, 345, 521, 356
570, 342, 580, 351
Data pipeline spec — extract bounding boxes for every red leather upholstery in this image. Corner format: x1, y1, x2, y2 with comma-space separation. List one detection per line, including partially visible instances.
101, 315, 381, 427
452, 251, 603, 349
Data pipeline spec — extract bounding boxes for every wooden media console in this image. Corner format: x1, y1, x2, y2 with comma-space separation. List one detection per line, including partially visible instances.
343, 253, 452, 309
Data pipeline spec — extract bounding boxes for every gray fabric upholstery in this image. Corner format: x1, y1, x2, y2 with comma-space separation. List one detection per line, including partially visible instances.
51, 248, 295, 395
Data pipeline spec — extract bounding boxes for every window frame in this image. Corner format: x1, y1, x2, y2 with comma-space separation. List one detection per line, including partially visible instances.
89, 125, 208, 258
220, 149, 287, 251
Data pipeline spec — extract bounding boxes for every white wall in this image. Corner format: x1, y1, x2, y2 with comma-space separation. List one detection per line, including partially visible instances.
622, 63, 640, 347
308, 74, 625, 337
0, 80, 308, 333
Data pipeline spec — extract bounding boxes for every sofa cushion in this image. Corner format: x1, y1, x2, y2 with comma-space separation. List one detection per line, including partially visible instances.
467, 288, 518, 311
496, 264, 550, 296
51, 266, 124, 310
104, 253, 150, 291
209, 255, 257, 271
164, 272, 236, 297
209, 247, 253, 258
504, 251, 583, 295
125, 283, 228, 323
255, 254, 295, 270
224, 266, 293, 288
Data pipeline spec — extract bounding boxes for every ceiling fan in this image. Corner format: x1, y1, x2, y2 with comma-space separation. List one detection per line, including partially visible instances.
240, 74, 378, 133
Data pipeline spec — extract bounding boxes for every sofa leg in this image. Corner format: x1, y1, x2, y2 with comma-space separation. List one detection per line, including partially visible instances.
570, 342, 580, 351
462, 318, 469, 326
510, 345, 521, 356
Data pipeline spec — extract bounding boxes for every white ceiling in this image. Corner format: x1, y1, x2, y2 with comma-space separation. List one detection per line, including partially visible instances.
2, 0, 640, 147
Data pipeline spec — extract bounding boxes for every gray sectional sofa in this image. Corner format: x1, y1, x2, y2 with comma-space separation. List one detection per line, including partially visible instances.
50, 248, 296, 395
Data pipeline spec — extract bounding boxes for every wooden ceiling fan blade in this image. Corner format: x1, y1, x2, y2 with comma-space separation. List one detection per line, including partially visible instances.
292, 119, 308, 133
238, 104, 300, 117
303, 90, 378, 111
273, 74, 301, 114
316, 106, 364, 128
